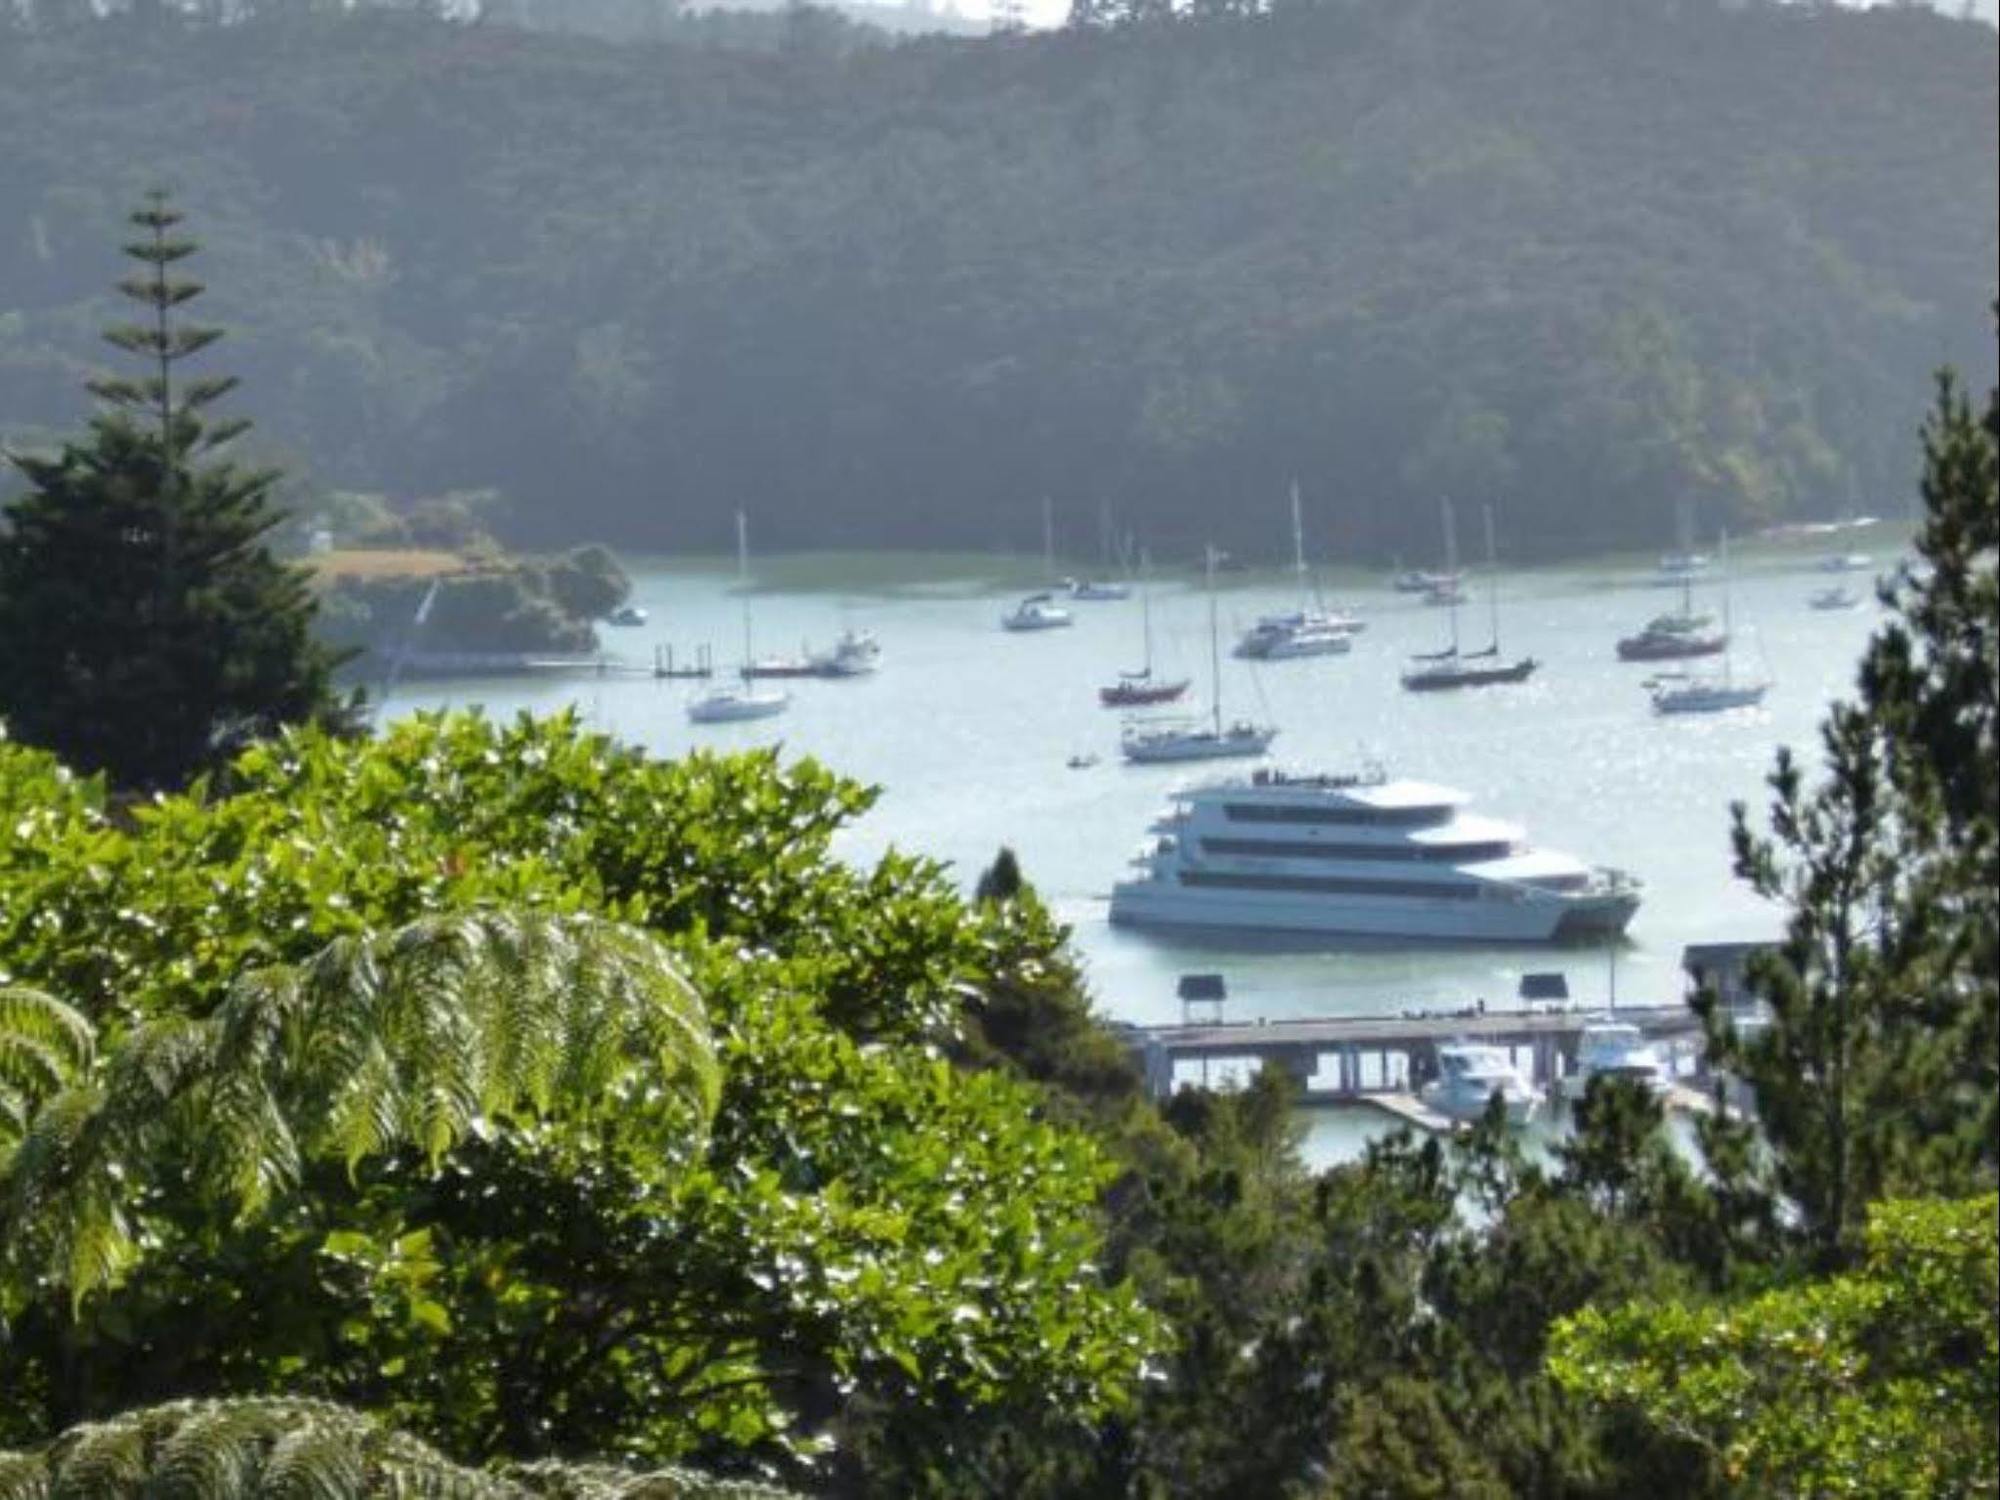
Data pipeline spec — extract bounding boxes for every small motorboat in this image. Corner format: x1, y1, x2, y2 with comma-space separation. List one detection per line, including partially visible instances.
1001, 593, 1074, 631
1063, 577, 1131, 602
1423, 1042, 1543, 1125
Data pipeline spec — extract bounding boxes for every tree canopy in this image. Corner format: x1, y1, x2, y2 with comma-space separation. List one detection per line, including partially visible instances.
0, 191, 347, 791
0, 0, 1991, 562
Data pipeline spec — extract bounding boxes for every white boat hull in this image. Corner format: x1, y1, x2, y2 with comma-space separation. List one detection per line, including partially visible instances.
1121, 728, 1277, 764
1423, 1082, 1542, 1126
1236, 632, 1352, 660
1107, 879, 1637, 943
687, 690, 790, 723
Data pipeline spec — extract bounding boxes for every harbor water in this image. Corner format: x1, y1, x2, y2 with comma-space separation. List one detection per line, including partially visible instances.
381, 539, 1892, 1163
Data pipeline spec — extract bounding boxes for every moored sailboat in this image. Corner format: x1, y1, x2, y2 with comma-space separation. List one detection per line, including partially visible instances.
688, 512, 790, 723
1401, 503, 1538, 692
1122, 546, 1276, 763
1233, 482, 1361, 660
1650, 531, 1768, 714
1101, 551, 1190, 706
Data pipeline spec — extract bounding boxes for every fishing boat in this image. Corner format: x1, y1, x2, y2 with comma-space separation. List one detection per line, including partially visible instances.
1100, 552, 1190, 706
1562, 1020, 1671, 1099
1651, 531, 1768, 715
1401, 503, 1538, 692
809, 626, 881, 676
688, 512, 790, 724
1122, 547, 1277, 764
1424, 1043, 1543, 1125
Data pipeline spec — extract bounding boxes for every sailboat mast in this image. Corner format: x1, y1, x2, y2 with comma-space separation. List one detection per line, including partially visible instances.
1290, 480, 1309, 606
1483, 503, 1501, 653
1207, 545, 1222, 736
1442, 498, 1461, 657
736, 510, 752, 668
1719, 529, 1733, 687
1139, 547, 1154, 674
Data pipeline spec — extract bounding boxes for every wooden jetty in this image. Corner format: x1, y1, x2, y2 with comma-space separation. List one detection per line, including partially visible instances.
1124, 1003, 1708, 1111
653, 645, 715, 680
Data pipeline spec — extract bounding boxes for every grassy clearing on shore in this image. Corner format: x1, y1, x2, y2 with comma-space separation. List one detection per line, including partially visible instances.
308, 548, 470, 581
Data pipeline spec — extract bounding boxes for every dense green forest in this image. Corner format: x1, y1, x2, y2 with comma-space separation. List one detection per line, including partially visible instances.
0, 0, 1992, 561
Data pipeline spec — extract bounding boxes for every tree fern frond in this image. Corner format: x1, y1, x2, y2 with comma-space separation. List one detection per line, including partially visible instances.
0, 989, 96, 1152
2, 911, 719, 1303
1, 1399, 797, 1499
154, 1399, 273, 1500
252, 1420, 367, 1500
0, 1450, 51, 1500
39, 1409, 148, 1499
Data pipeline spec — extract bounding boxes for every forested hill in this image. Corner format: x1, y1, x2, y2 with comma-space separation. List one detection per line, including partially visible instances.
0, 2, 1993, 563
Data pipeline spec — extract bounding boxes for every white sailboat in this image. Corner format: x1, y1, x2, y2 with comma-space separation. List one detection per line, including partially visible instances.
1003, 496, 1076, 629
1652, 497, 1712, 586
1065, 496, 1131, 600
1122, 546, 1277, 764
688, 512, 790, 723
1237, 495, 1360, 658
1234, 481, 1360, 659
1651, 531, 1768, 714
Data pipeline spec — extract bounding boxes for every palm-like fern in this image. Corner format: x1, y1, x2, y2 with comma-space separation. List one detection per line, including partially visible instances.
0, 987, 95, 1166
0, 910, 720, 1301
0, 1396, 794, 1499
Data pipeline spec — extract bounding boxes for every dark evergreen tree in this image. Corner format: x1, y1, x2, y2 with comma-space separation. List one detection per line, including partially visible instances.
0, 191, 350, 791
1703, 360, 1999, 1264
974, 845, 1025, 904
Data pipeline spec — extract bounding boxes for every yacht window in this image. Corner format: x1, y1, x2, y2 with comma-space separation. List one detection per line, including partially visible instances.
1178, 871, 1479, 900
1200, 837, 1515, 863
1220, 802, 1453, 828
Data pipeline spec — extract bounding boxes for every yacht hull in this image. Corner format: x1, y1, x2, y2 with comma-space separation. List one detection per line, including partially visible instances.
1108, 881, 1638, 944
1235, 633, 1352, 660
1652, 683, 1768, 714
1616, 634, 1725, 662
687, 692, 790, 723
1401, 658, 1539, 692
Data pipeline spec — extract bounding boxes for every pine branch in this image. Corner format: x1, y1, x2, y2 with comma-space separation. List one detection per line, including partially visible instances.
180, 374, 241, 410
117, 275, 204, 308
120, 236, 199, 263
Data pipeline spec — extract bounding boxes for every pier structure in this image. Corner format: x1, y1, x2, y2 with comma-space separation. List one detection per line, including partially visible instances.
1125, 1003, 1709, 1112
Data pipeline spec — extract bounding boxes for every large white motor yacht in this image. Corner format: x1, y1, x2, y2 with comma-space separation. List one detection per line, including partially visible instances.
1562, 1020, 1671, 1099
1109, 767, 1641, 942
1423, 1043, 1542, 1125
